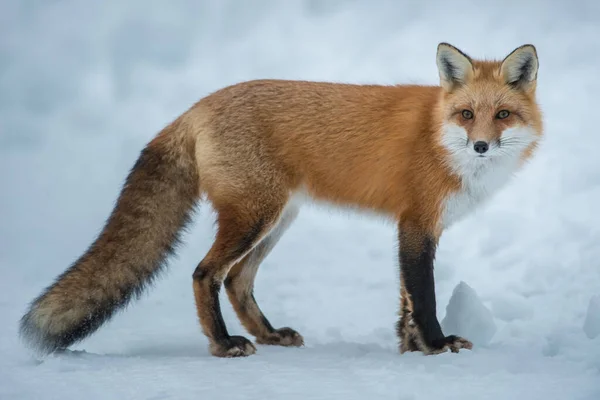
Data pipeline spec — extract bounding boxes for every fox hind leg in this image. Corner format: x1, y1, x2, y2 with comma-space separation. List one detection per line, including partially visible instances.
224, 203, 304, 348
192, 199, 286, 358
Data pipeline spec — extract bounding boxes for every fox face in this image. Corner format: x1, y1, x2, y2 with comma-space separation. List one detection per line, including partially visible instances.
435, 43, 543, 172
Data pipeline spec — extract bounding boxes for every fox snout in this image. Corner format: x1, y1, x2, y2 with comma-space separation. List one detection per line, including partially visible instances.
462, 121, 502, 156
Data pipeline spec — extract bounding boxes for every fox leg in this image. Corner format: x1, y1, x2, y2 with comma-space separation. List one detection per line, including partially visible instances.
224, 203, 303, 347
192, 200, 285, 358
396, 221, 473, 355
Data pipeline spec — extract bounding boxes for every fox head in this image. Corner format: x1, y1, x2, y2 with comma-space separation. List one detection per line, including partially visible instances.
435, 43, 543, 172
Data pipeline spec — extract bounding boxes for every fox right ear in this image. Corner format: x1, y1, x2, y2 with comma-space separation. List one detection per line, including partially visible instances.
436, 43, 474, 91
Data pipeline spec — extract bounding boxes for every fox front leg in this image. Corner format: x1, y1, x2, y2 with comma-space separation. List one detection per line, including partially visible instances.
396, 221, 472, 355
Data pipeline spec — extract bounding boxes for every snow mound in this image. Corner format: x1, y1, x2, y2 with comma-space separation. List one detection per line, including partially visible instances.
583, 295, 600, 339
441, 281, 497, 347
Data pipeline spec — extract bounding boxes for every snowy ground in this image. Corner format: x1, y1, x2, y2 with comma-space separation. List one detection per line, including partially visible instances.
2, 1, 600, 399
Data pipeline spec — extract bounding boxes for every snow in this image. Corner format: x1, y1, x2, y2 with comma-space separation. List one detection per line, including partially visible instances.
441, 282, 497, 347
583, 295, 600, 340
2, 0, 600, 399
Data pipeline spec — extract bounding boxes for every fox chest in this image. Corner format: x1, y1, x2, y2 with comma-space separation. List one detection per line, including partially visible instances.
440, 163, 515, 230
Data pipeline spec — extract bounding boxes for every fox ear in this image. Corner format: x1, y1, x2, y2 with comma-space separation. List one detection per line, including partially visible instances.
500, 44, 538, 91
436, 43, 474, 91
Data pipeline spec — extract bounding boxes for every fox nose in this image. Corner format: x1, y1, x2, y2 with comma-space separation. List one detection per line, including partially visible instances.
473, 141, 489, 154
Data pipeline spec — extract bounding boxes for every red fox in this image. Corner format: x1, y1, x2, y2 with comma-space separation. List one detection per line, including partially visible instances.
20, 43, 542, 358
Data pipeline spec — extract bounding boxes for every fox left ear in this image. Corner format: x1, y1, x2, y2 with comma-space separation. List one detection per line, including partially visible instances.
500, 44, 539, 91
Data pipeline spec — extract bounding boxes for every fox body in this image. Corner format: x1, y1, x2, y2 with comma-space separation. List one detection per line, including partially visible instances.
20, 43, 542, 357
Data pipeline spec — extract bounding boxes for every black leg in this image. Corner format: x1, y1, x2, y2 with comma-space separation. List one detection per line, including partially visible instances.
397, 222, 473, 354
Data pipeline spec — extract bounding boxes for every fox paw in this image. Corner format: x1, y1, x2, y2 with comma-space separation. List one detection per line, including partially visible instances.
401, 332, 472, 355
399, 317, 472, 355
210, 335, 257, 358
256, 327, 304, 347
428, 335, 473, 354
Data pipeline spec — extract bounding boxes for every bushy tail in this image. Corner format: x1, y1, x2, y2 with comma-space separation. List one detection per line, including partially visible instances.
19, 119, 200, 355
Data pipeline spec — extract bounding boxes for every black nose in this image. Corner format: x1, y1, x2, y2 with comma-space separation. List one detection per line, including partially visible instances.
473, 141, 489, 154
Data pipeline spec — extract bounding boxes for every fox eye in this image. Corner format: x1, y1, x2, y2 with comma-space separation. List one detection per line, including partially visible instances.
461, 110, 473, 119
496, 110, 510, 119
